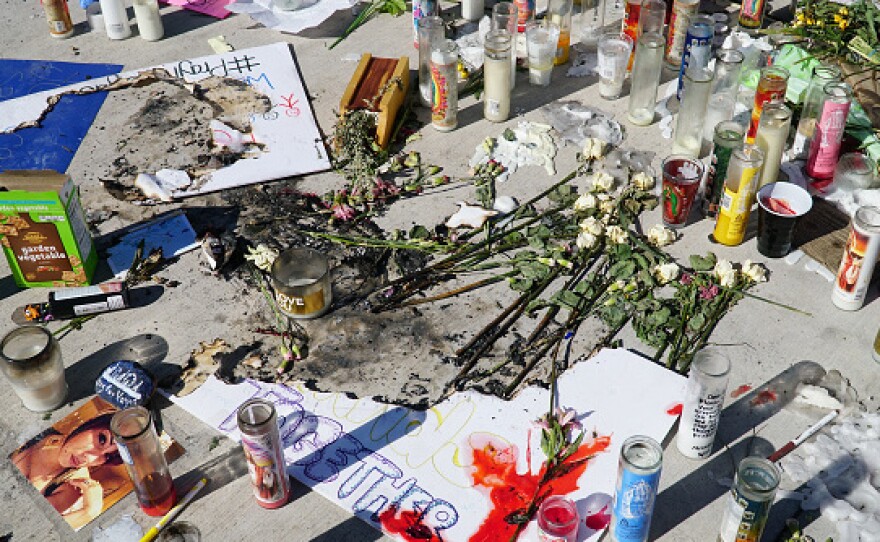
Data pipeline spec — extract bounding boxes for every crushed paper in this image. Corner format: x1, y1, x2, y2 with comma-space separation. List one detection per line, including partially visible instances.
540, 101, 624, 148
469, 122, 557, 181
226, 0, 354, 34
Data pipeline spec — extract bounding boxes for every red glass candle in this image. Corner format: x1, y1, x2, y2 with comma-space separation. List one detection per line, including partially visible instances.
538, 495, 579, 542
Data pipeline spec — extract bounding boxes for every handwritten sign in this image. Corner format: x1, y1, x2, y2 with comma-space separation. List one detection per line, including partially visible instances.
0, 43, 330, 197
171, 348, 685, 541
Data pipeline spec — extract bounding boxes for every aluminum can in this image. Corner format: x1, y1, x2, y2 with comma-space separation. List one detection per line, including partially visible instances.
238, 398, 291, 508
832, 206, 880, 311
609, 435, 662, 542
717, 457, 780, 542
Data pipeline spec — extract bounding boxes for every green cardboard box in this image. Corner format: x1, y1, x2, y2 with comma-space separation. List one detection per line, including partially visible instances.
0, 171, 96, 288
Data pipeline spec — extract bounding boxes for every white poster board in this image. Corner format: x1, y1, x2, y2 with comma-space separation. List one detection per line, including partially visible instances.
0, 43, 330, 197
171, 348, 686, 541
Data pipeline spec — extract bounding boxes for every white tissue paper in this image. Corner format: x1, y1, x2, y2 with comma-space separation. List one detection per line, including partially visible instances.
228, 0, 356, 34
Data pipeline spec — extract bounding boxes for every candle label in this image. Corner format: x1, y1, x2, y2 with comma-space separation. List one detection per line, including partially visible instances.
430, 61, 456, 129
675, 23, 712, 100
713, 165, 761, 245
678, 390, 723, 458
747, 75, 787, 142
718, 469, 775, 542
515, 0, 535, 31
806, 100, 850, 180
738, 0, 766, 27
611, 468, 660, 542
665, 0, 699, 66
486, 99, 502, 118
705, 145, 735, 216
622, 0, 641, 69
833, 224, 880, 306
275, 288, 326, 316
241, 431, 289, 506
412, 0, 437, 48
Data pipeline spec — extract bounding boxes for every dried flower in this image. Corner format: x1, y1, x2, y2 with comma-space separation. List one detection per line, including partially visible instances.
589, 171, 615, 193
632, 171, 655, 191
653, 262, 680, 284
573, 193, 597, 212
577, 231, 598, 249
741, 260, 767, 283
245, 244, 279, 272
582, 138, 607, 160
713, 259, 737, 288
605, 225, 628, 245
331, 202, 357, 222
699, 284, 720, 300
579, 216, 603, 236
647, 224, 676, 247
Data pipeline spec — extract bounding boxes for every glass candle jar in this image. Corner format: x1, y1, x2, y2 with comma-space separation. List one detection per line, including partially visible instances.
832, 205, 880, 311
462, 0, 484, 21
626, 0, 666, 126
672, 66, 714, 157
418, 16, 445, 108
133, 0, 164, 41
271, 248, 333, 319
754, 102, 792, 188
538, 495, 579, 541
791, 65, 841, 160
527, 21, 560, 86
834, 152, 879, 191
238, 398, 291, 508
806, 82, 854, 182
713, 144, 765, 246
579, 0, 606, 44
548, 0, 574, 65
676, 347, 730, 459
674, 14, 714, 102
737, 0, 767, 36
412, 0, 439, 47
430, 39, 459, 131
610, 435, 663, 542
717, 457, 780, 542
0, 326, 67, 412
597, 32, 634, 99
111, 406, 178, 516
747, 66, 789, 143
665, 0, 700, 68
484, 29, 513, 122
703, 49, 744, 142
492, 2, 519, 88
703, 121, 745, 217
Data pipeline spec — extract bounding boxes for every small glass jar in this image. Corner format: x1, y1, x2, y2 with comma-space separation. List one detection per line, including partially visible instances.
111, 406, 178, 516
703, 49, 745, 142
538, 495, 579, 541
791, 65, 841, 160
1, 326, 67, 412
754, 102, 792, 188
834, 152, 879, 191
483, 29, 513, 122
717, 457, 780, 542
271, 248, 333, 319
238, 398, 291, 509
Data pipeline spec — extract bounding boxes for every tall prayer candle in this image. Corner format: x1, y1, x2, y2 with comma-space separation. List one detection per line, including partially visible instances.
754, 103, 792, 187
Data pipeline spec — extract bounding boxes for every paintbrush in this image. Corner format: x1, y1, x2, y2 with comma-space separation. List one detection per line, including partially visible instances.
139, 478, 207, 542
767, 410, 839, 463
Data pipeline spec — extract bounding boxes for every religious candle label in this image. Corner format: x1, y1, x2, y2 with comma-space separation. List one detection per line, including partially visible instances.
807, 100, 850, 179
611, 468, 660, 541
714, 165, 761, 245
834, 223, 880, 305
241, 431, 289, 506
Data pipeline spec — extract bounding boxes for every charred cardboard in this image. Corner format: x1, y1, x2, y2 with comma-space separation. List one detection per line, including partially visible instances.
0, 170, 96, 288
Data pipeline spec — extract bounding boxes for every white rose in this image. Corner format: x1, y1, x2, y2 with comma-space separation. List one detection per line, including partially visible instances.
653, 262, 680, 284
582, 138, 607, 160
573, 193, 597, 212
599, 198, 616, 216
647, 224, 676, 247
713, 259, 737, 287
579, 216, 603, 236
606, 225, 628, 244
741, 260, 767, 283
590, 171, 615, 193
632, 171, 655, 190
576, 231, 598, 249
245, 244, 279, 272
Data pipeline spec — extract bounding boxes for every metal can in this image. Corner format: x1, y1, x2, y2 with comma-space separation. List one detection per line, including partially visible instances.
610, 435, 662, 542
713, 144, 764, 246
717, 457, 780, 542
41, 0, 74, 39
664, 0, 699, 67
675, 14, 714, 101
237, 398, 291, 509
832, 206, 880, 311
703, 121, 745, 218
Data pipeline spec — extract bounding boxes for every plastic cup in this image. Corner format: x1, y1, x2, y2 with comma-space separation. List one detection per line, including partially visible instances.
756, 182, 813, 258
526, 21, 559, 87
597, 32, 633, 100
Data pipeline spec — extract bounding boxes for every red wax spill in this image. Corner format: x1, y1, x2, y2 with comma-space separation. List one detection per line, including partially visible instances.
731, 384, 752, 398
666, 403, 683, 416
763, 196, 797, 215
378, 505, 442, 542
751, 389, 778, 406
584, 504, 611, 530
467, 435, 612, 542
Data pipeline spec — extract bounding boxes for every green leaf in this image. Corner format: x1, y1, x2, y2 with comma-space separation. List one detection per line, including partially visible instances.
609, 259, 637, 279
504, 231, 525, 244
647, 306, 671, 326
690, 252, 718, 271
502, 128, 517, 141
598, 305, 628, 327
518, 261, 549, 280
687, 312, 706, 332
551, 290, 582, 310
509, 277, 534, 292
546, 185, 573, 203
613, 243, 632, 260
514, 250, 538, 261
526, 298, 551, 314
632, 253, 650, 270
409, 225, 430, 239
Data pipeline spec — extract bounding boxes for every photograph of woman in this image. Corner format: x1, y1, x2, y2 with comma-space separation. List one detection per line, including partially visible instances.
9, 397, 131, 531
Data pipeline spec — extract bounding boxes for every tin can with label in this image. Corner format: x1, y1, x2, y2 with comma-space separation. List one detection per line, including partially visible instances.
238, 399, 291, 509
717, 457, 780, 542
41, 0, 75, 38
713, 145, 764, 246
832, 206, 880, 311
610, 435, 662, 542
